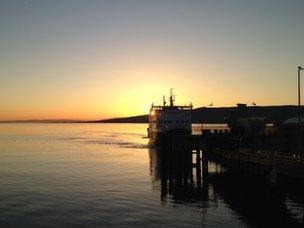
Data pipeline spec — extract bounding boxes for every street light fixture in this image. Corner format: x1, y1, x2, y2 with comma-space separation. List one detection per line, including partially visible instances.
298, 66, 304, 125
298, 66, 304, 152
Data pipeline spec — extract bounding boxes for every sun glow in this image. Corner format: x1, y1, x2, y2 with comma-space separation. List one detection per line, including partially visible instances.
0, 1, 303, 121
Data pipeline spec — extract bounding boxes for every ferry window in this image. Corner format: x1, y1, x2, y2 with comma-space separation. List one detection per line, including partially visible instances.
164, 120, 167, 123
176, 120, 179, 123
158, 120, 162, 123
181, 120, 184, 123
168, 121, 172, 123
186, 120, 189, 123
153, 120, 156, 123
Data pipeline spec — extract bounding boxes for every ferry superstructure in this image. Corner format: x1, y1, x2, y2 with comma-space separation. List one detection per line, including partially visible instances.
148, 90, 193, 145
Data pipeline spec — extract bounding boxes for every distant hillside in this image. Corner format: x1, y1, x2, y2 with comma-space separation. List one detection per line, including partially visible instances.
90, 114, 148, 123
0, 119, 81, 123
191, 105, 301, 123
1, 105, 301, 124
93, 105, 301, 124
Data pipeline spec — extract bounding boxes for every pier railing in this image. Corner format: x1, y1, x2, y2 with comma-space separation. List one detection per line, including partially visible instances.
210, 147, 304, 167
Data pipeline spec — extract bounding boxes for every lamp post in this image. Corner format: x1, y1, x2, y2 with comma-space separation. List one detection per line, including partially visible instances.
298, 66, 303, 125
298, 66, 303, 152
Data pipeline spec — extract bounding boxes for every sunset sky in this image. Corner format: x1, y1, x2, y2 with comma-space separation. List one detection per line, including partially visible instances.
1, 0, 304, 120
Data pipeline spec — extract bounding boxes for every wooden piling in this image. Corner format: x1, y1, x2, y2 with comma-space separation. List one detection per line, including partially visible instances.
196, 149, 202, 188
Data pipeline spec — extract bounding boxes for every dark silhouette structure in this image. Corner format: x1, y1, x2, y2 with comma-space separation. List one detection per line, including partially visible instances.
93, 105, 302, 124
149, 144, 304, 227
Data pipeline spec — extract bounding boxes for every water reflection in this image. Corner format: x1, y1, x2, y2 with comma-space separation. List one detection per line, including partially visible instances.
1, 123, 303, 227
149, 146, 304, 227
149, 147, 195, 203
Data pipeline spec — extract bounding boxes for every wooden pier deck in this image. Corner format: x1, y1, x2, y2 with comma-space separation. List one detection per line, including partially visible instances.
207, 148, 304, 179
186, 134, 304, 182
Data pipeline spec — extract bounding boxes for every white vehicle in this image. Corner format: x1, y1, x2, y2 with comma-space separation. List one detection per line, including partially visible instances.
147, 89, 193, 145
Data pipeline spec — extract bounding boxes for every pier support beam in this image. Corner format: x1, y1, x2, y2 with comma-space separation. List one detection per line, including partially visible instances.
202, 150, 208, 183
267, 166, 278, 185
196, 149, 202, 188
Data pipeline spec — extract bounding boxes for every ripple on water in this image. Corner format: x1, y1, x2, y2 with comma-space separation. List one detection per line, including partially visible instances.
0, 123, 303, 227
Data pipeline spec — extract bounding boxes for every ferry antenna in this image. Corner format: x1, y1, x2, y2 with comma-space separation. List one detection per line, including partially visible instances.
169, 88, 175, 106
163, 95, 166, 106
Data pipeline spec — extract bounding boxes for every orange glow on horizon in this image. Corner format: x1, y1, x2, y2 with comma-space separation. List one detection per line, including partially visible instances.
1, 64, 299, 121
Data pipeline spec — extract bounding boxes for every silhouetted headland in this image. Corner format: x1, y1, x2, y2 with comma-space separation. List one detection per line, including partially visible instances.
0, 119, 82, 123
93, 105, 303, 124
0, 105, 301, 123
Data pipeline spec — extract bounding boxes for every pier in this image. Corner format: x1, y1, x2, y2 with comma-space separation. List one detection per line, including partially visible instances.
150, 128, 304, 225
192, 146, 304, 184
188, 102, 304, 183
160, 131, 304, 184
149, 145, 304, 226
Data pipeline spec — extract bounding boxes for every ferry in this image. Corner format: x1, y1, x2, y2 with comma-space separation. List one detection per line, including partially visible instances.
147, 89, 193, 145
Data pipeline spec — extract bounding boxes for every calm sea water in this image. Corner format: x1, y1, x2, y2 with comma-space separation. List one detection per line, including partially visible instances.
0, 123, 303, 227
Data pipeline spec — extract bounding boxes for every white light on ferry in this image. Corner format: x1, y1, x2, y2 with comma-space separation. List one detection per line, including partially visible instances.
150, 110, 155, 116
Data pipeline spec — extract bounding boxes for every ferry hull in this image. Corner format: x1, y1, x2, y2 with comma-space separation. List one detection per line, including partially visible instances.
148, 129, 191, 149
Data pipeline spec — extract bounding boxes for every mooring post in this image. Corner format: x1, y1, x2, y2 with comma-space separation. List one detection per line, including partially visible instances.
190, 149, 194, 183
189, 162, 193, 187
202, 150, 208, 183
267, 166, 278, 185
196, 149, 202, 188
